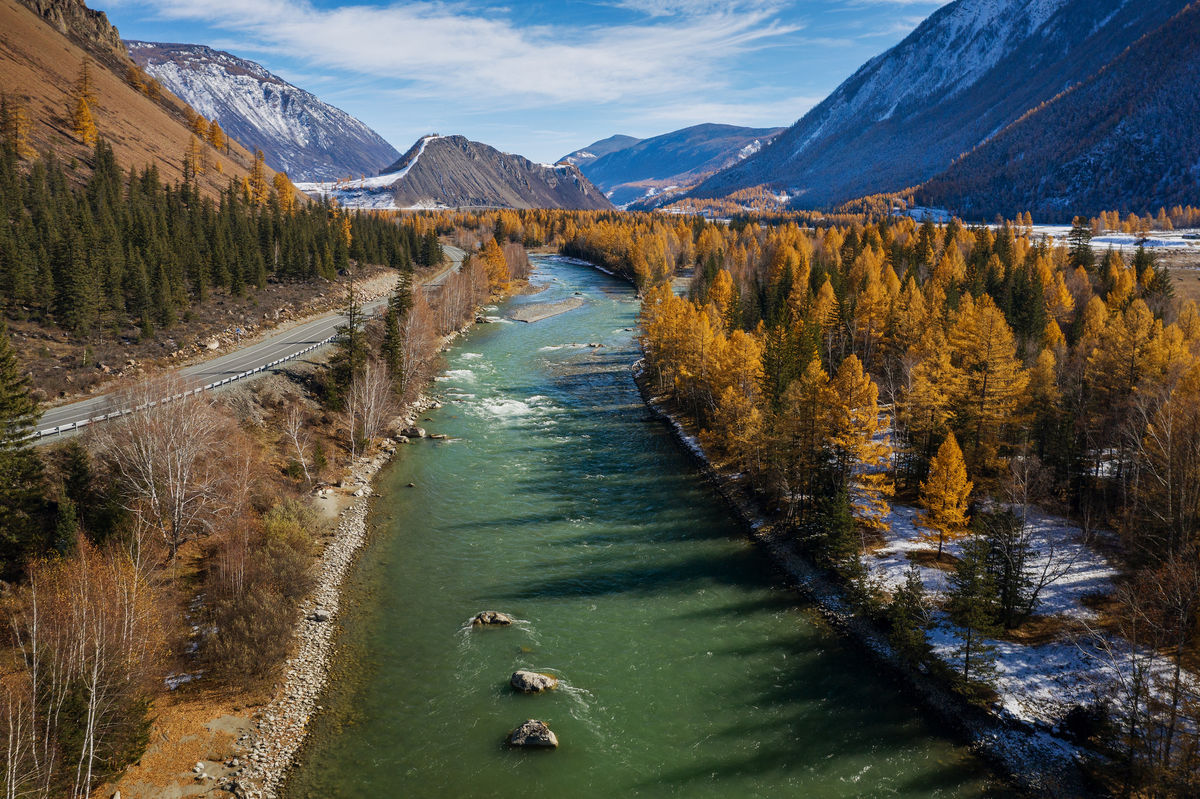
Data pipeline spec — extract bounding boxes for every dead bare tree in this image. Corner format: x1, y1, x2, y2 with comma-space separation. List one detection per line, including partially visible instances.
398, 290, 438, 403
90, 375, 235, 559
282, 402, 313, 485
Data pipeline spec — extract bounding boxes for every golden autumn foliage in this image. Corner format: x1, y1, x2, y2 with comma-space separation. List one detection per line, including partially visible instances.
918, 432, 972, 558
274, 171, 296, 212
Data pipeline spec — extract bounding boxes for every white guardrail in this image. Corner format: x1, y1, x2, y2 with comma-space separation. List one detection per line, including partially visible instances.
34, 333, 339, 439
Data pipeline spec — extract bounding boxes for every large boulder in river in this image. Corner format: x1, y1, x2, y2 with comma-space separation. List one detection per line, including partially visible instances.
470, 611, 513, 626
401, 426, 426, 439
507, 719, 558, 748
511, 670, 558, 693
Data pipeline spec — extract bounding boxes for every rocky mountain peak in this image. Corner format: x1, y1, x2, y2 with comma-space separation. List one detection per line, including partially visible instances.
19, 0, 123, 57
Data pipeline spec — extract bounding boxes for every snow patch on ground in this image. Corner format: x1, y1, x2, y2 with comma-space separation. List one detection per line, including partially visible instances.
863, 499, 1200, 728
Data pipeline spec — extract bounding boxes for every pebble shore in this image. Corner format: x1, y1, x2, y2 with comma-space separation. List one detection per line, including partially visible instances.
233, 396, 439, 799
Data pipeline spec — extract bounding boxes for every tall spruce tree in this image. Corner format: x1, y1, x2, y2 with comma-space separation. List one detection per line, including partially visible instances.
0, 323, 46, 576
947, 533, 1000, 696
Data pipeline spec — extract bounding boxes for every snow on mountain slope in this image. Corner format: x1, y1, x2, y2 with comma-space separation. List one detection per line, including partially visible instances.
918, 1, 1200, 219
126, 41, 399, 182
297, 135, 613, 212
693, 0, 1189, 207
560, 135, 642, 168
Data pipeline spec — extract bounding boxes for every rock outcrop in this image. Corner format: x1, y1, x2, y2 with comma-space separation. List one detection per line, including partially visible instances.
470, 610, 513, 626
506, 719, 558, 748
19, 0, 123, 57
510, 671, 558, 693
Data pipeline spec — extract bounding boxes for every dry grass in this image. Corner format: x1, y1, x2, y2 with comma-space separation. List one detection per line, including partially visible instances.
907, 549, 960, 571
0, 0, 277, 196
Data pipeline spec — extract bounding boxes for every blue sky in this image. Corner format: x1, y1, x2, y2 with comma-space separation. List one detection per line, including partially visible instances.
104, 0, 948, 163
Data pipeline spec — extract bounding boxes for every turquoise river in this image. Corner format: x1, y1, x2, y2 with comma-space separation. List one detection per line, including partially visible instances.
284, 255, 995, 798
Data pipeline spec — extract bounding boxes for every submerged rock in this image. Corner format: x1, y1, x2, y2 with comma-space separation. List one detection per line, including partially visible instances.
510, 670, 558, 693
507, 719, 558, 748
471, 610, 513, 626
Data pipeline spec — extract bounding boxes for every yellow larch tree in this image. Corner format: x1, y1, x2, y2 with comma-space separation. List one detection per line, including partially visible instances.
946, 294, 1028, 478
919, 432, 973, 559
273, 171, 296, 212
71, 58, 99, 145
207, 119, 226, 151
480, 238, 509, 293
773, 359, 836, 517
830, 354, 893, 533
247, 149, 270, 205
706, 268, 736, 329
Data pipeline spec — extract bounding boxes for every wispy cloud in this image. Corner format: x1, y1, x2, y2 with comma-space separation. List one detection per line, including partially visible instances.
138, 0, 800, 108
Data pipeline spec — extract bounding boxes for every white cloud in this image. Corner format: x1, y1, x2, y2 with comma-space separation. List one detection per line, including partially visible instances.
138, 0, 800, 108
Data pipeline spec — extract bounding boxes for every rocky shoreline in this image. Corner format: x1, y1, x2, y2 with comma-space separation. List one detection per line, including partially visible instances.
632, 362, 1091, 798
233, 393, 440, 799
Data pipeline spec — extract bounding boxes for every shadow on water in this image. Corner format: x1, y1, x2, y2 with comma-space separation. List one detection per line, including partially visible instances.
284, 256, 993, 799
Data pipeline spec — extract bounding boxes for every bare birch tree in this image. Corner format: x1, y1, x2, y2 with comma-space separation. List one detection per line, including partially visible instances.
343, 360, 395, 459
90, 376, 235, 559
2, 539, 162, 798
282, 402, 313, 485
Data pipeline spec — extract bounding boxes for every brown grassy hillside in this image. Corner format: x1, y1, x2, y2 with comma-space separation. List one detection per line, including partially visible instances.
0, 0, 274, 195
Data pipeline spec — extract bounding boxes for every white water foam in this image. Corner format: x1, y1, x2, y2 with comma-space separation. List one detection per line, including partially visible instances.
478, 398, 534, 417
436, 369, 476, 382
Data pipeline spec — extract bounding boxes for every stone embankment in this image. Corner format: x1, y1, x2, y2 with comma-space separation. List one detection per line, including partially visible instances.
231, 396, 439, 799
232, 317, 482, 797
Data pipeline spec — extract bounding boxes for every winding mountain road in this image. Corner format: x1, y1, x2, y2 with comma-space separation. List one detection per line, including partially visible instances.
35, 245, 466, 439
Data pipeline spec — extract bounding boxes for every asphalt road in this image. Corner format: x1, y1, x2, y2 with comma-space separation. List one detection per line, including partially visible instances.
36, 245, 466, 438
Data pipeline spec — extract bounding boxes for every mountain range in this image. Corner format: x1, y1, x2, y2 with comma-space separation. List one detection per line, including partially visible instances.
690, 0, 1194, 216
126, 41, 400, 182
561, 124, 784, 207
294, 135, 613, 211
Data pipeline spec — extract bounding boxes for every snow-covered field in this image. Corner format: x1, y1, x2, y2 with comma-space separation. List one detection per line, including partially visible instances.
1027, 225, 1200, 252
866, 501, 1199, 729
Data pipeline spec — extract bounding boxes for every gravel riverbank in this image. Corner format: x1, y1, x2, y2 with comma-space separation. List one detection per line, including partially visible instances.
233, 394, 439, 799
508, 296, 584, 322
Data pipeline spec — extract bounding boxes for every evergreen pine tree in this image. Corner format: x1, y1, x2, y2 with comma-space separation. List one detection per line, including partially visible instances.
329, 276, 366, 406
1067, 216, 1095, 272
946, 533, 1000, 697
888, 564, 931, 664
0, 323, 47, 577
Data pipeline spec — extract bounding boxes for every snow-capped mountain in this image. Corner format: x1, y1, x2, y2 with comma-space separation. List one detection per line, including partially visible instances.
126, 41, 399, 182
918, 1, 1200, 220
295, 135, 613, 212
562, 124, 784, 207
693, 0, 1190, 207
